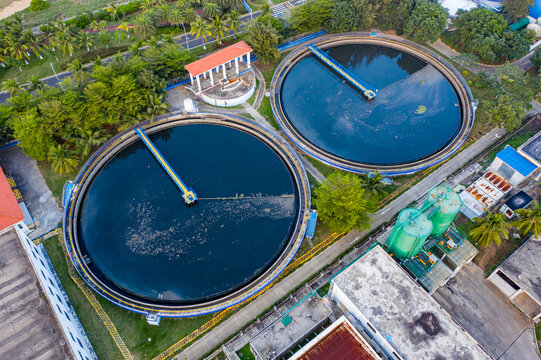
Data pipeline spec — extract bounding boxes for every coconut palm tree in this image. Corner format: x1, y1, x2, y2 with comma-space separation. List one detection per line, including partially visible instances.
106, 3, 120, 21
142, 94, 168, 122
72, 128, 109, 157
210, 16, 227, 45
117, 22, 133, 38
469, 212, 510, 247
78, 31, 94, 51
362, 171, 387, 199
161, 34, 175, 45
47, 144, 79, 174
4, 36, 31, 65
53, 27, 75, 56
143, 35, 161, 49
180, 6, 197, 24
1, 79, 24, 96
24, 30, 45, 60
168, 6, 185, 27
225, 10, 240, 35
513, 201, 541, 239
98, 30, 112, 48
40, 24, 56, 52
134, 12, 156, 39
203, 2, 221, 19
66, 59, 89, 85
28, 76, 47, 92
190, 16, 211, 48
89, 20, 100, 32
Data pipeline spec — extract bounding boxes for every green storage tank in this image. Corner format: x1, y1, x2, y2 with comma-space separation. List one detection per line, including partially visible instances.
424, 187, 462, 237
386, 208, 433, 259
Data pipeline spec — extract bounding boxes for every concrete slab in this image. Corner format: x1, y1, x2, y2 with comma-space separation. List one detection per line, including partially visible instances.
0, 147, 62, 239
0, 229, 70, 360
433, 262, 540, 360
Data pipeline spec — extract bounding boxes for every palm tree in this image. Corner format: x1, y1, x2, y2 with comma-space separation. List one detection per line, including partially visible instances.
143, 35, 161, 49
203, 2, 221, 19
53, 27, 75, 56
47, 144, 79, 174
513, 201, 541, 239
180, 6, 197, 24
261, 2, 271, 16
40, 24, 56, 52
225, 10, 240, 35
106, 3, 120, 21
362, 171, 387, 199
190, 16, 211, 48
24, 30, 45, 60
89, 20, 100, 32
161, 34, 175, 45
73, 128, 109, 157
142, 0, 155, 12
98, 30, 112, 48
4, 37, 30, 65
129, 40, 145, 56
66, 59, 89, 85
142, 94, 168, 122
78, 31, 94, 51
28, 76, 47, 92
469, 212, 510, 247
117, 22, 133, 38
134, 12, 156, 39
1, 79, 24, 96
210, 16, 227, 45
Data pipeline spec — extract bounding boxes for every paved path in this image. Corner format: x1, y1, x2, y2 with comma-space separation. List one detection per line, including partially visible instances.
299, 156, 325, 183
176, 126, 508, 360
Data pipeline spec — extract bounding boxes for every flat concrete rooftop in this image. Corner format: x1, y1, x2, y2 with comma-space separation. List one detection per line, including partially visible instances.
250, 293, 330, 360
498, 237, 541, 302
331, 245, 492, 360
0, 228, 70, 359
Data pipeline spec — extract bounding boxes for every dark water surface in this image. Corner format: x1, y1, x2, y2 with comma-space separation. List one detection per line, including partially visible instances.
78, 124, 299, 303
280, 44, 463, 165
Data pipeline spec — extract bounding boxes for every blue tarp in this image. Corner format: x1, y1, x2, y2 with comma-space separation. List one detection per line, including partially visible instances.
496, 146, 537, 177
306, 210, 318, 239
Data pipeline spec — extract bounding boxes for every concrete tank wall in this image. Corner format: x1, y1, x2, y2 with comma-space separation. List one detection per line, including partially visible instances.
386, 208, 433, 259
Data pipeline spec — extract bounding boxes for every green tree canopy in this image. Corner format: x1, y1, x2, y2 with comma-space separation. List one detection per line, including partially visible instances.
513, 202, 541, 239
289, 0, 333, 33
327, 0, 359, 33
314, 172, 374, 233
469, 212, 510, 247
404, 0, 448, 43
503, 0, 534, 23
246, 21, 280, 65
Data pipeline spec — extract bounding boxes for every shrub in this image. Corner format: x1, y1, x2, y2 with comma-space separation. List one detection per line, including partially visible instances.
463, 70, 469, 77
29, 0, 50, 11
467, 80, 473, 86
117, 1, 142, 17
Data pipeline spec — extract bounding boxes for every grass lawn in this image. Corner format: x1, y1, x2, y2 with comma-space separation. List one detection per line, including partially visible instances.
42, 234, 214, 359
536, 322, 541, 354
258, 96, 280, 130
484, 129, 538, 164
19, 0, 114, 27
37, 160, 80, 201
236, 343, 256, 360
42, 235, 122, 359
316, 281, 330, 297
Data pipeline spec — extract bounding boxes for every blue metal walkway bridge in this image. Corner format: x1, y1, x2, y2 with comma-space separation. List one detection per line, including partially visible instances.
306, 43, 378, 100
135, 127, 198, 205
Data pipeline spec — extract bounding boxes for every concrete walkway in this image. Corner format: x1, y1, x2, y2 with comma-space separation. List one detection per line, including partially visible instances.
299, 156, 325, 183
176, 126, 508, 360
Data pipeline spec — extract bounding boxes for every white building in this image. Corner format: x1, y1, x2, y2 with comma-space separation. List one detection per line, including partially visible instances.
329, 246, 493, 360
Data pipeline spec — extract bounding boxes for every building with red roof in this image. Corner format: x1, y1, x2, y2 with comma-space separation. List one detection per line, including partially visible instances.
0, 166, 24, 233
184, 41, 253, 94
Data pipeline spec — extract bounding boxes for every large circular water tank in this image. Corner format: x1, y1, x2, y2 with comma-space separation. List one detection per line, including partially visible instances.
424, 187, 462, 236
531, 0, 541, 19
386, 208, 433, 259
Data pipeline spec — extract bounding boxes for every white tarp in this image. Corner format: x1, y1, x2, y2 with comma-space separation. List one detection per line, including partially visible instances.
440, 0, 478, 17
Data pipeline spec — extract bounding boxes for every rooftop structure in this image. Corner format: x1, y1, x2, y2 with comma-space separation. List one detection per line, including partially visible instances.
518, 129, 541, 170
184, 41, 253, 97
439, 0, 478, 17
499, 191, 533, 219
330, 246, 493, 360
289, 316, 382, 360
489, 146, 538, 186
0, 166, 24, 232
488, 237, 541, 320
460, 171, 511, 219
250, 292, 330, 360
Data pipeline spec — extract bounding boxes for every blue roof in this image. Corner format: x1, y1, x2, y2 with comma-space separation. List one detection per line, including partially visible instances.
496, 146, 537, 177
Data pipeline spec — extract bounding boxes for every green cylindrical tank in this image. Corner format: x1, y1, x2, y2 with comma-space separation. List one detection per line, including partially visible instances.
386, 208, 433, 259
424, 187, 462, 236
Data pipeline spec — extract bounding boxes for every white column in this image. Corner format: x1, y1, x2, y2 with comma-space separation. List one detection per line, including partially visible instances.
222, 63, 227, 78
197, 76, 201, 94
235, 57, 239, 74
190, 75, 194, 85
246, 53, 251, 68
209, 70, 214, 86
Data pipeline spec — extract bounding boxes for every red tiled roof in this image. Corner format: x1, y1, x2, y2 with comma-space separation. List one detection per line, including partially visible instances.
0, 167, 24, 231
298, 322, 380, 360
184, 41, 253, 76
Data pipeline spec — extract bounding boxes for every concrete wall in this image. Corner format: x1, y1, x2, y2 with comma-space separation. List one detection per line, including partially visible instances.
15, 226, 97, 360
202, 81, 255, 107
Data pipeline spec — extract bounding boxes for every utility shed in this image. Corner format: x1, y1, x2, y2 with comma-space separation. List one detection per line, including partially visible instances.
487, 237, 541, 321
489, 146, 537, 186
329, 246, 493, 360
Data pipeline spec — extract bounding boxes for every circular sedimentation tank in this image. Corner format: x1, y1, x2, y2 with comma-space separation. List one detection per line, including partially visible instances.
387, 208, 433, 259
424, 187, 462, 236
271, 34, 474, 175
63, 113, 310, 317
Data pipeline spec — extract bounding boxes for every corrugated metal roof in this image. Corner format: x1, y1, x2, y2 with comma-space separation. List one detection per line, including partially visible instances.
184, 41, 252, 76
496, 146, 537, 177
